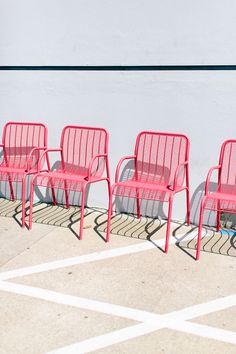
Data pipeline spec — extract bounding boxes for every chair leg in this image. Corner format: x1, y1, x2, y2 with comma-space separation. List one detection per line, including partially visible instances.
165, 195, 174, 253
110, 185, 115, 216
186, 188, 190, 226
216, 202, 221, 231
64, 181, 69, 208
50, 182, 57, 206
79, 185, 86, 240
29, 177, 35, 230
8, 175, 15, 201
136, 189, 141, 219
106, 180, 112, 242
196, 198, 206, 261
21, 176, 26, 228
46, 153, 57, 206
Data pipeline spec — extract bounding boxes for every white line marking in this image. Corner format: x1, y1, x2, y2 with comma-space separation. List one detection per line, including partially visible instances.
0, 231, 197, 281
45, 323, 163, 354
1, 280, 235, 352
168, 320, 236, 345
170, 294, 236, 320
46, 321, 236, 354
1, 280, 236, 350
2, 227, 233, 354
0, 281, 161, 322
1, 281, 235, 325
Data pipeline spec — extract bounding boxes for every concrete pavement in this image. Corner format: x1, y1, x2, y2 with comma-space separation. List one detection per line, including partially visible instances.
0, 201, 235, 353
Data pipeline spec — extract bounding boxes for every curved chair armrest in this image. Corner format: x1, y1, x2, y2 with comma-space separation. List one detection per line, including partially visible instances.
115, 155, 136, 183
205, 165, 221, 195
86, 154, 108, 181
171, 161, 189, 191
26, 147, 47, 171
38, 148, 62, 171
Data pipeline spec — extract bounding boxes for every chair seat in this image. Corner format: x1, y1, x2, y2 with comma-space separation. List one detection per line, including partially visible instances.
0, 164, 33, 182
112, 179, 174, 202
34, 170, 91, 192
204, 191, 236, 212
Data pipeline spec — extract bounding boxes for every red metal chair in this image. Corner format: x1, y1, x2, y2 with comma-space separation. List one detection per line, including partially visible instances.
29, 125, 111, 240
196, 139, 236, 260
0, 122, 48, 227
107, 131, 190, 251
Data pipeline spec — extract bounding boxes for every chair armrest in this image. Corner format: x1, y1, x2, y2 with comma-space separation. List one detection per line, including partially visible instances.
86, 154, 108, 181
115, 155, 136, 183
171, 161, 189, 191
38, 148, 62, 171
26, 147, 47, 171
205, 165, 221, 195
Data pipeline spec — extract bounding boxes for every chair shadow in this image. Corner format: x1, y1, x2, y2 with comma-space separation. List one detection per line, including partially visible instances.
94, 209, 171, 253
0, 198, 96, 239
0, 197, 24, 228
27, 202, 97, 239
176, 224, 236, 259
114, 160, 167, 219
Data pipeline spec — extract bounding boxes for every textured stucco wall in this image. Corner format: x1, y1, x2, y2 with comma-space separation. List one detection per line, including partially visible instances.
0, 0, 236, 225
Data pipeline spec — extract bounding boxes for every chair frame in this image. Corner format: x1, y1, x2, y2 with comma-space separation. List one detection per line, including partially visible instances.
28, 125, 111, 241
196, 139, 236, 260
0, 122, 48, 227
107, 131, 190, 252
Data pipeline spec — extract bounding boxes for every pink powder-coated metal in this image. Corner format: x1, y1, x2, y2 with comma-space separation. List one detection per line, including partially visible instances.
0, 122, 48, 227
108, 131, 190, 252
196, 139, 236, 260
29, 125, 111, 241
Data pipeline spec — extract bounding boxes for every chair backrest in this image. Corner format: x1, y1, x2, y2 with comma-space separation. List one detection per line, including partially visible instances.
134, 131, 189, 186
218, 140, 236, 193
60, 126, 108, 178
2, 122, 47, 169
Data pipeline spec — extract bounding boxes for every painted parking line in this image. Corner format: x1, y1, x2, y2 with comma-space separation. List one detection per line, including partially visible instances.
1, 281, 235, 324
0, 280, 235, 352
1, 227, 233, 353
46, 321, 236, 354
168, 320, 236, 345
0, 231, 198, 281
46, 323, 165, 354
169, 293, 236, 320
0, 281, 162, 322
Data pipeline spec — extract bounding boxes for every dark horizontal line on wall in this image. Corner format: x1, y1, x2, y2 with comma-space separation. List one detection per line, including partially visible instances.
1, 65, 236, 71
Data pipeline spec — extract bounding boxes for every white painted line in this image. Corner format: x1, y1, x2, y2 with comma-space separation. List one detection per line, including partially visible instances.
1, 280, 235, 325
0, 281, 161, 322
170, 294, 236, 320
3, 226, 231, 354
169, 320, 236, 345
0, 243, 153, 281
45, 323, 163, 354
0, 231, 198, 281
0, 281, 236, 353
46, 321, 236, 354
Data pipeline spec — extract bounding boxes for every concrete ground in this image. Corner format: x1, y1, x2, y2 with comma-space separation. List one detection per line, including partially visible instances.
0, 199, 235, 354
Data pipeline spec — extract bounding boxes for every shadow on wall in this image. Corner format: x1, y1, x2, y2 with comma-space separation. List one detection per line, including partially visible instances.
33, 160, 90, 207
113, 161, 236, 228
191, 181, 236, 227
0, 160, 90, 208
114, 160, 168, 220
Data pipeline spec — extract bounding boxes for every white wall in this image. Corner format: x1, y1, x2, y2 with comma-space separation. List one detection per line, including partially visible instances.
0, 1, 236, 224
1, 0, 236, 65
